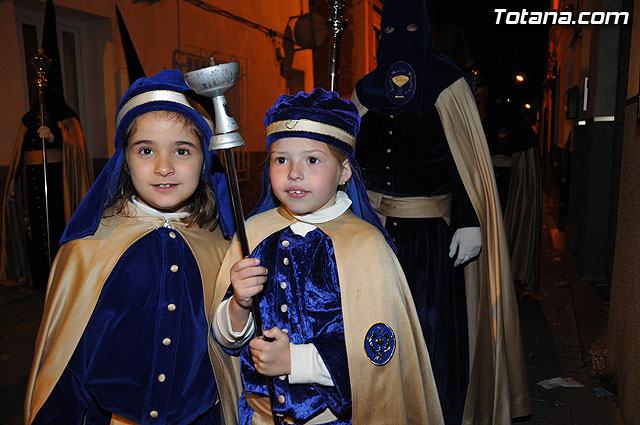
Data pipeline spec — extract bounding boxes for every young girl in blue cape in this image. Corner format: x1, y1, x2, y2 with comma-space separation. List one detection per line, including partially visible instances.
212, 88, 444, 425
25, 70, 242, 425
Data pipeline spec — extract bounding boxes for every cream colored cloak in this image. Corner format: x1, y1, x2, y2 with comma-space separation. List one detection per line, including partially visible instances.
503, 146, 542, 292
213, 207, 445, 425
24, 205, 242, 425
435, 77, 531, 424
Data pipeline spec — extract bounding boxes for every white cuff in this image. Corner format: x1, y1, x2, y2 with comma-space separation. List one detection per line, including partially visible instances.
288, 343, 334, 386
212, 298, 255, 348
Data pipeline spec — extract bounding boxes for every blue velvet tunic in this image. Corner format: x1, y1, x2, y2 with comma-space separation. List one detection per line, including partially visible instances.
227, 226, 351, 424
33, 226, 219, 425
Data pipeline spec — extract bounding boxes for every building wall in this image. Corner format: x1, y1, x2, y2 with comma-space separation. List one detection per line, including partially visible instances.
0, 1, 30, 166
543, 1, 592, 242
544, 5, 640, 420
574, 0, 620, 281
309, 0, 380, 98
0, 0, 315, 212
0, 0, 314, 167
607, 0, 640, 421
545, 0, 626, 282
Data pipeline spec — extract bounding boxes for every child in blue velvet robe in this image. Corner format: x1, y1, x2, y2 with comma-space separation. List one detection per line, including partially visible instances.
25, 70, 240, 425
212, 88, 445, 425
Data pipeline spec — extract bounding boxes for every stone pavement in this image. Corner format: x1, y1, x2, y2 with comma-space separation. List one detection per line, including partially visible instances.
0, 190, 624, 424
0, 281, 43, 424
514, 190, 622, 425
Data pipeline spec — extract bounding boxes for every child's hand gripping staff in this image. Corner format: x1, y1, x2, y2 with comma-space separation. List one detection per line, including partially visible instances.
229, 259, 292, 376
185, 60, 282, 425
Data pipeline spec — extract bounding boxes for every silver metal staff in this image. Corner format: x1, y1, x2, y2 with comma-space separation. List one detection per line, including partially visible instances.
184, 59, 281, 425
31, 48, 53, 266
327, 0, 348, 91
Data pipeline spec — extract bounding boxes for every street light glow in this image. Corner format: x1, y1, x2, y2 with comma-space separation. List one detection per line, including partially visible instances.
525, 103, 531, 109
516, 74, 525, 82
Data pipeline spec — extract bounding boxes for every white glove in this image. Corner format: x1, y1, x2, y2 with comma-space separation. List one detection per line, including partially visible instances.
37, 126, 54, 143
449, 227, 482, 267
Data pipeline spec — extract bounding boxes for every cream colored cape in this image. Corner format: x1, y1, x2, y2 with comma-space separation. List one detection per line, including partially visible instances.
213, 207, 444, 425
24, 205, 242, 425
1, 118, 94, 284
503, 147, 542, 292
434, 77, 531, 424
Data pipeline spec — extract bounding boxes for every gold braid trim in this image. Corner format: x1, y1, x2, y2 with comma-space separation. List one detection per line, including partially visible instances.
115, 90, 214, 133
265, 119, 355, 148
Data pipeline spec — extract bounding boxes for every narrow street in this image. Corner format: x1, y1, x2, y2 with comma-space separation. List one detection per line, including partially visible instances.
516, 182, 622, 424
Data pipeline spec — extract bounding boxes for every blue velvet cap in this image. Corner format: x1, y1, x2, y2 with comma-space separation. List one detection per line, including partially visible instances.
251, 88, 395, 251
263, 88, 359, 153
61, 69, 235, 243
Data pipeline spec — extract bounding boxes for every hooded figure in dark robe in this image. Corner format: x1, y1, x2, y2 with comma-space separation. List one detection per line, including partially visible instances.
1, 0, 93, 290
352, 1, 531, 423
483, 96, 542, 293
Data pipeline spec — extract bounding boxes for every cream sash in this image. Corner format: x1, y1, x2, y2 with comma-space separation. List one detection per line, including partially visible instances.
367, 190, 451, 225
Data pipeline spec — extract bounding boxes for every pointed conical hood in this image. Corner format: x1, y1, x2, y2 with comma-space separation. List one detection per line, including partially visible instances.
116, 5, 146, 85
114, 7, 219, 122
22, 0, 77, 128
355, 0, 464, 115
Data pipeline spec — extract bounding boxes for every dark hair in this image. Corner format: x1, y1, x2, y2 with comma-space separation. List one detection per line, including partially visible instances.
105, 110, 219, 231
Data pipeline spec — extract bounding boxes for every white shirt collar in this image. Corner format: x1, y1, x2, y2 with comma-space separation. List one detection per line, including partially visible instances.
288, 191, 351, 237
290, 191, 352, 224
131, 197, 189, 220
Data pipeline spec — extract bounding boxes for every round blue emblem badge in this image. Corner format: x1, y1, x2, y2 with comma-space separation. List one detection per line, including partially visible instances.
364, 323, 396, 365
385, 61, 416, 105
